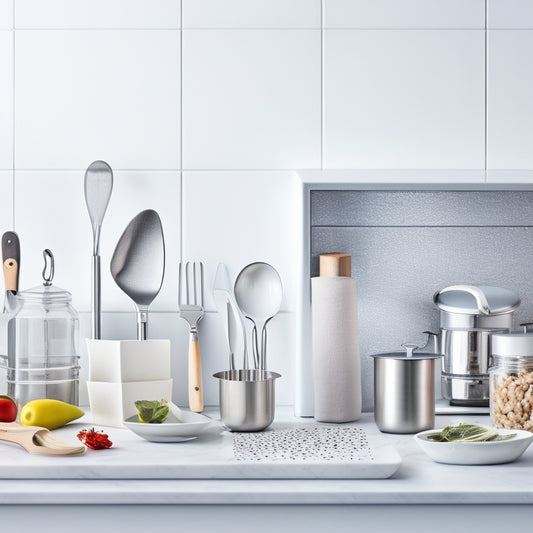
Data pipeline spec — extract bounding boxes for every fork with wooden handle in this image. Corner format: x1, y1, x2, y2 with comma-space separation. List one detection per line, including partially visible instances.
178, 261, 205, 413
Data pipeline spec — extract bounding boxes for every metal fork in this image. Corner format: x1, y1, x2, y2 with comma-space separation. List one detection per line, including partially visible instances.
178, 261, 205, 413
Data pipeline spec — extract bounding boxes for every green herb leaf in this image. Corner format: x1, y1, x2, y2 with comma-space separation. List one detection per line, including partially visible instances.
426, 423, 516, 442
134, 399, 170, 424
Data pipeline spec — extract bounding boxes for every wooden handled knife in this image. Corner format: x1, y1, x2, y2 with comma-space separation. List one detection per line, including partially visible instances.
2, 231, 20, 294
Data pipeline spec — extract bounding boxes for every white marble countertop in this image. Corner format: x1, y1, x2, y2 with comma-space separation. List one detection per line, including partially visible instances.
0, 407, 532, 506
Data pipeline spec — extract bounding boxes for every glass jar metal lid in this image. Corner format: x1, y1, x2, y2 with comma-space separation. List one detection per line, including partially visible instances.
17, 249, 73, 303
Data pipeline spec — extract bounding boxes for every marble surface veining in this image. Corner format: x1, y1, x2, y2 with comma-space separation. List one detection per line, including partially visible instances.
0, 407, 532, 505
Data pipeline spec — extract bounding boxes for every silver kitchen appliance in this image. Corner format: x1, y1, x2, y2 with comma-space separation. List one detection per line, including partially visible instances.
426, 285, 520, 407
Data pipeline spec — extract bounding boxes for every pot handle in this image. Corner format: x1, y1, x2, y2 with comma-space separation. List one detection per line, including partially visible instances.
435, 285, 491, 315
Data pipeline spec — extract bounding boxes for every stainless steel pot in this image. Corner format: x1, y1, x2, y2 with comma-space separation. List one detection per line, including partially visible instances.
426, 285, 520, 407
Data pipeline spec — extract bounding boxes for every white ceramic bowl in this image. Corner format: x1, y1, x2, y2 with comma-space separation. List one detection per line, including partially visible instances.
124, 410, 211, 442
87, 379, 173, 428
414, 428, 533, 465
86, 339, 171, 382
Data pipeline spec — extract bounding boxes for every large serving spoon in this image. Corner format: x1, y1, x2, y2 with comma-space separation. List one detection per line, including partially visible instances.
110, 209, 165, 340
84, 161, 113, 339
234, 262, 283, 370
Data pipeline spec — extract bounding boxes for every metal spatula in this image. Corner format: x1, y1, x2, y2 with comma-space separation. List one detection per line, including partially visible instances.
84, 161, 113, 339
110, 209, 165, 340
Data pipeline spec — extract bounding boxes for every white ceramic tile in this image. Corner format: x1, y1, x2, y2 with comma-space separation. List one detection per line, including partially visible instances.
183, 0, 320, 28
14, 171, 180, 313
15, 30, 180, 170
0, 0, 12, 29
0, 31, 12, 168
0, 171, 14, 246
323, 30, 485, 170
488, 0, 533, 29
182, 29, 321, 170
182, 171, 300, 315
487, 31, 533, 170
15, 0, 180, 29
324, 0, 485, 28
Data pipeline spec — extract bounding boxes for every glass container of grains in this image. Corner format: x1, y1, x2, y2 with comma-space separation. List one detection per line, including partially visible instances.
490, 327, 533, 432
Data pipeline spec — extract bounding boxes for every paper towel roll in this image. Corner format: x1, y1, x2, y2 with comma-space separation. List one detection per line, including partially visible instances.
311, 276, 361, 423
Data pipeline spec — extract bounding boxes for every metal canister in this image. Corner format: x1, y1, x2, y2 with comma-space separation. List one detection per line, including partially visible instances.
372, 344, 442, 434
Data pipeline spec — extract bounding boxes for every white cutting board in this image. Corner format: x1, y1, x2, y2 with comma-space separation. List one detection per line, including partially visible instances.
0, 416, 401, 480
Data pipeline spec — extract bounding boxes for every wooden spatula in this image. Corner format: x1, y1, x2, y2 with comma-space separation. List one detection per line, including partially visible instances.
0, 423, 85, 455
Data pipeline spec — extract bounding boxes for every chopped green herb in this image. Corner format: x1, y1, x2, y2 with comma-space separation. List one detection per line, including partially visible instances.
426, 423, 516, 442
134, 399, 170, 424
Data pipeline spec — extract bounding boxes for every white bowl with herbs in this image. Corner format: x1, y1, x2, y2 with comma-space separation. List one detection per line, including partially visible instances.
415, 423, 533, 465
124, 399, 211, 442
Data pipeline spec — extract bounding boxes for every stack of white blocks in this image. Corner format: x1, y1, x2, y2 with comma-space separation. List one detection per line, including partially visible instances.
86, 339, 172, 427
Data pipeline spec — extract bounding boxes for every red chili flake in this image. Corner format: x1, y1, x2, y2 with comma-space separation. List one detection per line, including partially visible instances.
77, 427, 113, 450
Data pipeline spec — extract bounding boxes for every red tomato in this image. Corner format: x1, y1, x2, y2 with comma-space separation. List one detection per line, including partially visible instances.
0, 395, 17, 422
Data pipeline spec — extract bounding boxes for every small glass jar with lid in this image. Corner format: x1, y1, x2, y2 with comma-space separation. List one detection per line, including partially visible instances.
489, 326, 533, 432
6, 250, 79, 406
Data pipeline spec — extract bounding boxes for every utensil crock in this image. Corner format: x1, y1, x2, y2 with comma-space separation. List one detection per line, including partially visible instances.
213, 369, 281, 432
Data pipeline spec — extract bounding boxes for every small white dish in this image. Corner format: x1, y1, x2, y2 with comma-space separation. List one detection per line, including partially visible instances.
415, 428, 533, 465
87, 379, 173, 428
124, 410, 211, 442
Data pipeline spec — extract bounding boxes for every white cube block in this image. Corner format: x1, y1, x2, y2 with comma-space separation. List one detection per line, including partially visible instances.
86, 339, 171, 382
87, 379, 173, 428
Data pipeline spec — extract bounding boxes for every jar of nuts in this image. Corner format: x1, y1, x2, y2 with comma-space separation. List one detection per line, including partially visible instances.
490, 331, 533, 432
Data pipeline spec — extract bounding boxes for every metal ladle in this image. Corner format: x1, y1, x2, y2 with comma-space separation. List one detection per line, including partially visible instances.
110, 209, 165, 340
234, 262, 283, 370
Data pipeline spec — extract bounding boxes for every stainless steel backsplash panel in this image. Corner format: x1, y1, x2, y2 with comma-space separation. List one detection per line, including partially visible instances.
311, 190, 533, 412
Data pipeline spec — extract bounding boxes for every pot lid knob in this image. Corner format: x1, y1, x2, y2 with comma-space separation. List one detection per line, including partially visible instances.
401, 342, 424, 358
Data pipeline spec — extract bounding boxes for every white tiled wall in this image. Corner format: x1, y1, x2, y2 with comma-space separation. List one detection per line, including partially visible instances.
14, 0, 181, 29
0, 30, 12, 168
182, 29, 321, 169
1, 1, 532, 410
323, 29, 485, 169
15, 30, 180, 169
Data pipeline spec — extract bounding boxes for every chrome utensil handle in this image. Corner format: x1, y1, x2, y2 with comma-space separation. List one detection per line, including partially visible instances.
435, 285, 491, 315
250, 322, 260, 370
188, 329, 203, 412
91, 254, 101, 339
137, 309, 147, 341
261, 326, 267, 370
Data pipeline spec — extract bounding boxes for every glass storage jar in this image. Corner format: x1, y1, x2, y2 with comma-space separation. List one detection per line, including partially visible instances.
5, 250, 79, 406
489, 330, 533, 432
